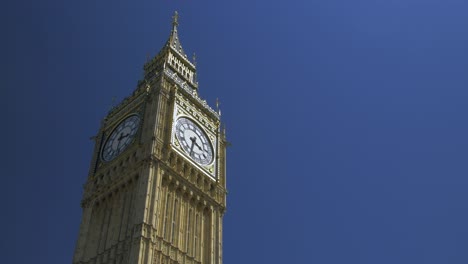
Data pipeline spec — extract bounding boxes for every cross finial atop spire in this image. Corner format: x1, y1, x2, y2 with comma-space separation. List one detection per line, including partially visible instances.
172, 11, 179, 27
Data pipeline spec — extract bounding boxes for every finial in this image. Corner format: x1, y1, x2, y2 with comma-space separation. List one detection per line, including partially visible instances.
192, 52, 197, 66
109, 96, 116, 111
172, 11, 179, 27
216, 98, 222, 115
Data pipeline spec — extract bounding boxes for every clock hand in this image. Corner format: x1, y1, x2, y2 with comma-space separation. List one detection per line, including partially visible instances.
115, 133, 131, 150
118, 133, 130, 141
193, 140, 203, 151
189, 137, 196, 155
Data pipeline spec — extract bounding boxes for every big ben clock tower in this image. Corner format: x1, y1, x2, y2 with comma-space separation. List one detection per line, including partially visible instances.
73, 12, 227, 264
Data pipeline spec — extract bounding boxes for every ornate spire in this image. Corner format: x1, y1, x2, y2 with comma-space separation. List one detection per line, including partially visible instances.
167, 11, 187, 57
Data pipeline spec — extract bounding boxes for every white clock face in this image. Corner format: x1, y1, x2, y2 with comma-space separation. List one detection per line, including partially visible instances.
101, 115, 140, 162
175, 117, 213, 165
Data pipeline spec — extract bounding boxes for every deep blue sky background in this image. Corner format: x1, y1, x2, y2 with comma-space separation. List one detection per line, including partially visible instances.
3, 0, 468, 263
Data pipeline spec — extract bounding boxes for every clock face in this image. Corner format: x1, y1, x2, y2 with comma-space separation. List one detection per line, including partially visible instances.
101, 115, 141, 162
175, 117, 213, 165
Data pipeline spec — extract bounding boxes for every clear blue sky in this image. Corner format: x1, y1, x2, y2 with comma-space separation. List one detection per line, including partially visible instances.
3, 1, 468, 263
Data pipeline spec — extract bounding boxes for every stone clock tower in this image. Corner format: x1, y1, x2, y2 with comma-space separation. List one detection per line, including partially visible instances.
73, 12, 227, 264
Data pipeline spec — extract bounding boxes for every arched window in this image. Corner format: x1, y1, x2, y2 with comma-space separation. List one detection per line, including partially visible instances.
163, 193, 171, 239
171, 199, 179, 244
186, 208, 193, 254
194, 213, 200, 258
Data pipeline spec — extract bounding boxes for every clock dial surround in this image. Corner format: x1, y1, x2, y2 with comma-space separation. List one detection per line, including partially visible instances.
175, 117, 214, 166
101, 115, 141, 162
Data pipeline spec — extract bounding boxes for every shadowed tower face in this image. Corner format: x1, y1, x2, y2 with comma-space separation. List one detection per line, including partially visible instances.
73, 12, 227, 264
